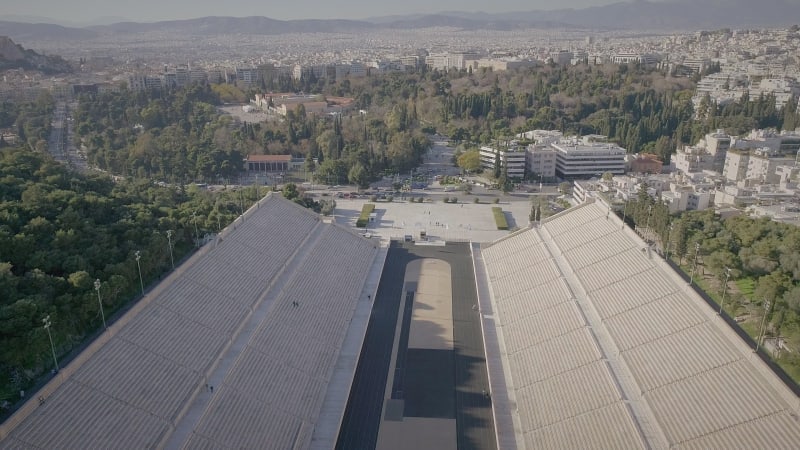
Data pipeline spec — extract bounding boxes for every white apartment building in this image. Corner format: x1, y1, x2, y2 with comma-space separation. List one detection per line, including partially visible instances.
550, 138, 626, 178
207, 69, 225, 84
426, 54, 449, 71
674, 130, 731, 175
479, 146, 526, 178
189, 68, 208, 84
235, 67, 260, 84
748, 148, 795, 184
749, 77, 800, 110
426, 52, 480, 71
705, 130, 731, 172
693, 72, 748, 110
127, 75, 165, 91
723, 148, 750, 182
662, 187, 712, 213
611, 53, 660, 66
526, 145, 557, 178
448, 52, 479, 70
549, 50, 573, 66
367, 60, 406, 74
349, 63, 368, 78
681, 57, 712, 73
776, 165, 800, 189
723, 147, 796, 184
398, 56, 420, 70
292, 64, 335, 81
471, 58, 538, 72
334, 63, 367, 81
292, 64, 307, 80
734, 129, 800, 154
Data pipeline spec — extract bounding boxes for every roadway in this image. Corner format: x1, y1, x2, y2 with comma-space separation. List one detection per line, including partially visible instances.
47, 101, 87, 172
336, 242, 496, 450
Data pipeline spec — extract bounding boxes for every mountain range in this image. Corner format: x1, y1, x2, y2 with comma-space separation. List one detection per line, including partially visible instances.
0, 0, 797, 42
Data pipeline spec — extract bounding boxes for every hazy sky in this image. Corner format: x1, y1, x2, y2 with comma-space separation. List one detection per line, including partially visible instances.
4, 0, 629, 24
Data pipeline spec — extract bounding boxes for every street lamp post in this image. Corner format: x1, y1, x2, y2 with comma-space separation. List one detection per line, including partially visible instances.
135, 250, 144, 296
719, 267, 731, 315
756, 300, 771, 352
690, 242, 700, 285
94, 279, 106, 329
166, 230, 174, 269
645, 204, 653, 242
42, 315, 58, 372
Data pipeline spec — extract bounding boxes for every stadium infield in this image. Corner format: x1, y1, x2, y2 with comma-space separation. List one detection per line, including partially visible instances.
336, 241, 496, 450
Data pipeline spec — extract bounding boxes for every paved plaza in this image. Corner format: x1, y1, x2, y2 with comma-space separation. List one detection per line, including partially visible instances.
333, 198, 533, 243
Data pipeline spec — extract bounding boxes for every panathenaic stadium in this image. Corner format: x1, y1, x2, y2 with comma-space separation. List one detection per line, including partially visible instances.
1, 193, 798, 450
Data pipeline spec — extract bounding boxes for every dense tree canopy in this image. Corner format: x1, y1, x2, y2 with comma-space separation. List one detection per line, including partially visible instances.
622, 195, 800, 380
0, 94, 53, 153
0, 145, 262, 412
75, 84, 248, 182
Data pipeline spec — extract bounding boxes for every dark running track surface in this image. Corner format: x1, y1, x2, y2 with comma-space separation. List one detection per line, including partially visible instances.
335, 241, 496, 450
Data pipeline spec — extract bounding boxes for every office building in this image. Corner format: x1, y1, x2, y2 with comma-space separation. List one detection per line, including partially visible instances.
479, 145, 526, 178
550, 138, 626, 178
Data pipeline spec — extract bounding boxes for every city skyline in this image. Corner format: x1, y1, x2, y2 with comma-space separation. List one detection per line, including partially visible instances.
5, 0, 652, 25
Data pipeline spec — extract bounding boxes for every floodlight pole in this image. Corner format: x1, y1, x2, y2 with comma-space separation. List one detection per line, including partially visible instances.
690, 242, 700, 285
192, 211, 199, 247
42, 315, 58, 372
719, 267, 731, 315
755, 300, 770, 352
666, 223, 673, 260
94, 279, 106, 329
166, 230, 174, 269
135, 250, 144, 296
621, 199, 629, 230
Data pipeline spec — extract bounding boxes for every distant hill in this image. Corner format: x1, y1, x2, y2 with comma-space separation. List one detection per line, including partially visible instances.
380, 14, 571, 30
378, 0, 800, 31
0, 0, 797, 43
0, 36, 72, 73
87, 16, 374, 35
0, 21, 97, 41
481, 0, 800, 31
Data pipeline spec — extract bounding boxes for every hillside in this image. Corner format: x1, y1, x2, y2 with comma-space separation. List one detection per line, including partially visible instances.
0, 36, 72, 74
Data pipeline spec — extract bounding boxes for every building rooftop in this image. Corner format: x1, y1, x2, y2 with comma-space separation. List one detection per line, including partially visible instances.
551, 141, 627, 155
245, 154, 293, 162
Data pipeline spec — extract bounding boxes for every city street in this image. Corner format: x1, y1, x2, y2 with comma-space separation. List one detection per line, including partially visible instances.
47, 101, 87, 172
